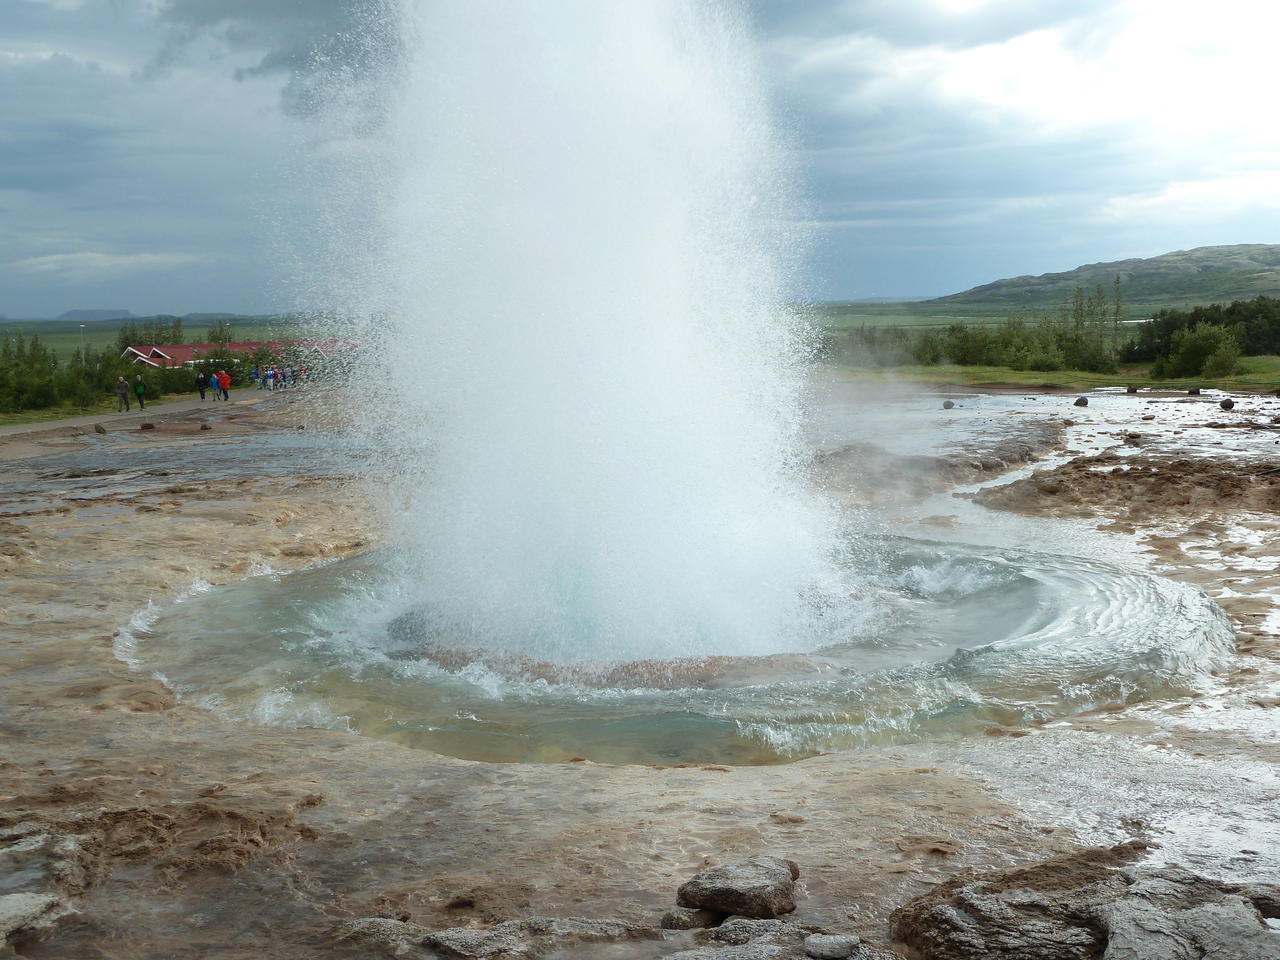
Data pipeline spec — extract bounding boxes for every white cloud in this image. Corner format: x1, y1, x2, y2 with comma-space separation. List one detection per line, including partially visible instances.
1102, 171, 1280, 223
4, 251, 206, 282
20, 0, 89, 10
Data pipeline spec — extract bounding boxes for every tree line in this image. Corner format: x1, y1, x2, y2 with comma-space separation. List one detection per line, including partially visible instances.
1, 319, 277, 414
823, 288, 1280, 380
822, 283, 1123, 373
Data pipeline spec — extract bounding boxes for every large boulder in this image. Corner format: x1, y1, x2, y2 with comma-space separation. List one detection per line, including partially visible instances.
677, 856, 801, 918
889, 842, 1280, 960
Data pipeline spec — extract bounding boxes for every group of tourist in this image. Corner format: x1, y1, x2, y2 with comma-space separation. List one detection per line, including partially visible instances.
111, 362, 308, 416
252, 365, 305, 390
195, 370, 233, 401
114, 374, 148, 412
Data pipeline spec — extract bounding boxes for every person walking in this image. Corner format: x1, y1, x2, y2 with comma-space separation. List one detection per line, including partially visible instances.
195, 370, 209, 401
217, 369, 231, 401
115, 376, 131, 412
134, 374, 148, 410
250, 366, 260, 390
266, 367, 276, 391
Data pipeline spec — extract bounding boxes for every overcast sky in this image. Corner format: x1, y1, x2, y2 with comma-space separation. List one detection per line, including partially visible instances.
3, 0, 1278, 316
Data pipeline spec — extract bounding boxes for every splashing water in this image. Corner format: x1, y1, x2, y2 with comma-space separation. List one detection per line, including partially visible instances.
322, 0, 859, 662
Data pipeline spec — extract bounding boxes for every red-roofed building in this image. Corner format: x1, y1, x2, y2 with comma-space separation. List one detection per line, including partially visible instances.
121, 339, 357, 368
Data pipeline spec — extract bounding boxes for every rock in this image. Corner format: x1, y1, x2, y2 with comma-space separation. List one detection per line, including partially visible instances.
804, 933, 861, 959
1125, 385, 1138, 394
889, 842, 1280, 960
663, 907, 722, 930
1141, 414, 1155, 420
297, 424, 305, 430
668, 944, 794, 960
200, 423, 212, 430
677, 857, 800, 919
0, 832, 93, 896
1188, 387, 1201, 395
334, 917, 431, 954
1073, 397, 1088, 407
1220, 398, 1236, 410
139, 422, 155, 430
339, 916, 658, 959
93, 423, 107, 434
708, 917, 785, 944
0, 893, 65, 940
942, 400, 955, 410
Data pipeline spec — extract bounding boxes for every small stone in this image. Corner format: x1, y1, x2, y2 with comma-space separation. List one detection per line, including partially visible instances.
1125, 385, 1138, 394
1141, 414, 1155, 420
1220, 398, 1236, 410
200, 423, 212, 431
708, 917, 784, 944
805, 933, 861, 959
662, 908, 721, 930
1073, 397, 1088, 407
677, 856, 800, 919
139, 422, 155, 430
1188, 387, 1201, 395
942, 400, 955, 410
93, 423, 107, 434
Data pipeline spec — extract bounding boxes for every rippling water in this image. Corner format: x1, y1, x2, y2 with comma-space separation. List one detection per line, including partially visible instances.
127, 535, 1234, 765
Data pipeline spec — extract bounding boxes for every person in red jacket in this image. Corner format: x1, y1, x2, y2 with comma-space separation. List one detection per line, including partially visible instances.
216, 370, 231, 401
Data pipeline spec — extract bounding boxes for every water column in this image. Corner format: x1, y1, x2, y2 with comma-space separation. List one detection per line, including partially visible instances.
341, 0, 850, 663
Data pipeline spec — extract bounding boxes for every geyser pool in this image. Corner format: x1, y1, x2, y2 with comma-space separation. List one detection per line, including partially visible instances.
128, 536, 1234, 765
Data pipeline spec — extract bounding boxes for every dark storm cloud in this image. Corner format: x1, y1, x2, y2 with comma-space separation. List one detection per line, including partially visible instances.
143, 0, 394, 116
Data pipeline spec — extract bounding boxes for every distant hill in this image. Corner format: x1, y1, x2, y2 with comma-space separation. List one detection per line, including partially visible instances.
53, 308, 134, 323
928, 244, 1280, 313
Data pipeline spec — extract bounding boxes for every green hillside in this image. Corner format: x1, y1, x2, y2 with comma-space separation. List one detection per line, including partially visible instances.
927, 243, 1280, 313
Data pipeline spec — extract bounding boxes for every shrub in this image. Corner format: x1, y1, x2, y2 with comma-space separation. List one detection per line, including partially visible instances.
1163, 322, 1241, 378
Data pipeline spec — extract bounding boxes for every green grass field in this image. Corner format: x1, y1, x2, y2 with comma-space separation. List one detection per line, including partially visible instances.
0, 317, 313, 359
813, 302, 1010, 330
829, 355, 1280, 392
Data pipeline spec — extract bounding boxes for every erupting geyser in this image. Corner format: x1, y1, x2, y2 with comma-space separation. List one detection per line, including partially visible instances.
122, 0, 1239, 767
334, 0, 853, 662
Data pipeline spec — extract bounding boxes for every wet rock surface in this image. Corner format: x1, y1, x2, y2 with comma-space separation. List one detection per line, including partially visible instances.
336, 912, 889, 960
890, 842, 1280, 960
336, 915, 658, 959
677, 856, 800, 919
803, 933, 861, 958
816, 418, 1064, 507
663, 907, 723, 930
975, 454, 1280, 517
